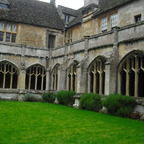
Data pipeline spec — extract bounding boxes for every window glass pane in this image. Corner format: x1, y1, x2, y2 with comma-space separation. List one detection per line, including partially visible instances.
111, 13, 118, 28
135, 15, 141, 23
101, 17, 107, 31
48, 35, 55, 49
65, 15, 70, 23
0, 22, 4, 30
0, 32, 4, 41
12, 24, 16, 32
11, 34, 16, 43
6, 33, 11, 42
0, 4, 8, 9
6, 24, 11, 31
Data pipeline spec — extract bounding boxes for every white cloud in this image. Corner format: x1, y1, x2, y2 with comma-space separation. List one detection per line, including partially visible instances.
39, 0, 84, 9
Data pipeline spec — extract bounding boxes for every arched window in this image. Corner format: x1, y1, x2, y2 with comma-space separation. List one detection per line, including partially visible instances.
68, 63, 77, 91
0, 61, 18, 89
89, 57, 106, 94
52, 64, 59, 91
119, 52, 144, 97
25, 64, 46, 90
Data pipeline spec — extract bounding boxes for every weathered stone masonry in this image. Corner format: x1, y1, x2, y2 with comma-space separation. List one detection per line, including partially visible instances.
0, 0, 144, 102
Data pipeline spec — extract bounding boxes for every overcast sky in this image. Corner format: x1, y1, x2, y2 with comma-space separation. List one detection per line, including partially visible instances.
39, 0, 84, 9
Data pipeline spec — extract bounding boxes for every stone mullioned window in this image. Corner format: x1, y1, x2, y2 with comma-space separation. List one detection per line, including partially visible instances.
119, 53, 144, 97
68, 64, 77, 91
0, 22, 17, 43
52, 65, 59, 91
25, 65, 46, 90
89, 57, 106, 95
0, 61, 18, 89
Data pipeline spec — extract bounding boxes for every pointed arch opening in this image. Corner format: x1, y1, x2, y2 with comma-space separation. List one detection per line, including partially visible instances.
0, 61, 18, 89
52, 64, 60, 91
68, 61, 78, 91
25, 64, 46, 90
88, 56, 106, 95
118, 51, 144, 97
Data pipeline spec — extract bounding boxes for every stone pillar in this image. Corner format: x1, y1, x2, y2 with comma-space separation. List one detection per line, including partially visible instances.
57, 67, 67, 91
76, 61, 88, 93
84, 36, 89, 57
18, 69, 26, 90
76, 65, 81, 93
46, 68, 51, 91
109, 27, 119, 94
105, 63, 110, 95
18, 61, 26, 101
18, 54, 26, 90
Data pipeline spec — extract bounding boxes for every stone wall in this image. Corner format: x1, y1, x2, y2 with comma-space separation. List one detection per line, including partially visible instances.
17, 24, 64, 48
66, 0, 144, 42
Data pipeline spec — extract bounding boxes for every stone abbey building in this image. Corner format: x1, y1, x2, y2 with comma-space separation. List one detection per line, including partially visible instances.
0, 0, 144, 100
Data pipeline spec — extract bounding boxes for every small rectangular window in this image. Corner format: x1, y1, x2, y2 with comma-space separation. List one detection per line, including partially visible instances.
48, 34, 55, 49
111, 13, 118, 28
0, 22, 4, 30
65, 15, 70, 23
11, 34, 16, 43
0, 32, 4, 41
6, 24, 11, 31
12, 24, 17, 32
135, 14, 141, 23
101, 17, 107, 31
6, 32, 11, 42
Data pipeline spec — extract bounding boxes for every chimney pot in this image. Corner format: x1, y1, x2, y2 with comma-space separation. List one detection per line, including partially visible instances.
50, 0, 56, 7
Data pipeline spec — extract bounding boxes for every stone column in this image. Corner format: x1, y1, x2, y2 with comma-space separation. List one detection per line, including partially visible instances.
46, 68, 51, 91
76, 61, 88, 93
84, 36, 89, 57
18, 67, 26, 90
76, 65, 81, 93
105, 63, 110, 95
109, 27, 119, 94
18, 62, 26, 101
57, 67, 67, 91
18, 52, 26, 90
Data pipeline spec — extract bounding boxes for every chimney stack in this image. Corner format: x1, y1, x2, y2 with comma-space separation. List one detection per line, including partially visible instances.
84, 0, 99, 7
50, 0, 56, 7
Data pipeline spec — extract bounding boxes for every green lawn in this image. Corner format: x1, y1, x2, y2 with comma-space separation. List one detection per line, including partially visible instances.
0, 101, 144, 144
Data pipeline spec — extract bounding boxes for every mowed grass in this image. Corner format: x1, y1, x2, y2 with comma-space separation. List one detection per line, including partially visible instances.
0, 101, 144, 144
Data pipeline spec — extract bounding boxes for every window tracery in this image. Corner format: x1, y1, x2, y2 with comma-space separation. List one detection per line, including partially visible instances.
68, 63, 77, 91
25, 64, 46, 90
0, 61, 18, 89
52, 65, 59, 91
89, 57, 106, 94
119, 53, 144, 97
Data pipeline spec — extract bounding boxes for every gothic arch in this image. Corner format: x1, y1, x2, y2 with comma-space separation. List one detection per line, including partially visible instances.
88, 56, 107, 94
67, 60, 79, 91
25, 64, 46, 90
0, 60, 19, 89
118, 50, 144, 97
51, 63, 60, 91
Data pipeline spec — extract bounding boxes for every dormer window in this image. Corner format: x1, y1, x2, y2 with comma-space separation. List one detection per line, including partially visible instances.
65, 15, 70, 24
0, 3, 8, 9
0, 0, 10, 10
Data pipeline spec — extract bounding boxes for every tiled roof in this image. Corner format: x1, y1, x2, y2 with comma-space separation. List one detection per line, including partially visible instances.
68, 7, 83, 28
57, 5, 78, 16
0, 0, 64, 30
